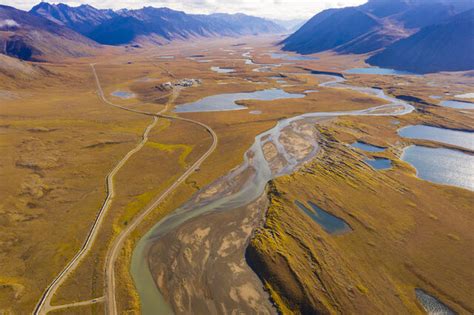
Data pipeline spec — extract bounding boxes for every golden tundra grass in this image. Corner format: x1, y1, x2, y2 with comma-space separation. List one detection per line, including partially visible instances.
248, 113, 473, 314
1, 35, 472, 314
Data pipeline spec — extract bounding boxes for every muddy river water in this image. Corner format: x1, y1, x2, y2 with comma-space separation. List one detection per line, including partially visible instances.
130, 71, 415, 314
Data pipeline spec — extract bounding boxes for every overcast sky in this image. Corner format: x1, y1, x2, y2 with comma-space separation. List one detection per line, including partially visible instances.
4, 0, 368, 20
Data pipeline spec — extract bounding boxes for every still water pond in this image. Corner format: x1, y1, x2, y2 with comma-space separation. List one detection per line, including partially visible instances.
415, 289, 456, 315
269, 52, 319, 61
455, 92, 474, 99
295, 200, 352, 235
111, 90, 135, 99
398, 125, 474, 151
211, 66, 235, 73
345, 67, 415, 76
439, 100, 474, 109
174, 88, 305, 113
401, 146, 474, 191
351, 141, 386, 152
365, 158, 392, 170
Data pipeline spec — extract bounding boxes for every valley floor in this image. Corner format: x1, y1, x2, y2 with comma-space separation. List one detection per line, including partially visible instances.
0, 35, 473, 314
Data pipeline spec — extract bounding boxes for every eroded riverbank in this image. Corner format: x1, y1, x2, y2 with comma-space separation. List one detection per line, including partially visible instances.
131, 72, 415, 314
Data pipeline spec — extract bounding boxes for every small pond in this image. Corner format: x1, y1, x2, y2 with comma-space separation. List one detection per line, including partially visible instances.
398, 125, 474, 151
351, 141, 386, 152
365, 158, 392, 170
415, 289, 456, 315
345, 67, 416, 76
269, 53, 319, 61
455, 92, 474, 99
439, 100, 474, 109
111, 90, 136, 99
211, 66, 236, 73
401, 146, 474, 191
295, 200, 352, 235
174, 88, 305, 113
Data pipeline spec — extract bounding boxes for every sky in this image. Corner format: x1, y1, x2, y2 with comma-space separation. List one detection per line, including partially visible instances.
4, 0, 368, 20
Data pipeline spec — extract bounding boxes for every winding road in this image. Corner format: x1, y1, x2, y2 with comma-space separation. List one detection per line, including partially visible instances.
33, 64, 217, 314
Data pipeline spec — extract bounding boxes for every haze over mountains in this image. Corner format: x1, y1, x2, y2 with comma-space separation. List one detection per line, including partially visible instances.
1, 0, 473, 74
282, 0, 474, 73
30, 2, 284, 45
0, 2, 284, 60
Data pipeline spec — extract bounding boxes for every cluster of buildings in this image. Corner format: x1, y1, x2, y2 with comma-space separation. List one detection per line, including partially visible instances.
158, 78, 202, 91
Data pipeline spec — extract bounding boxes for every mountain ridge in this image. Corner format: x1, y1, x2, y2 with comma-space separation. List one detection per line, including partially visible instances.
367, 8, 474, 73
0, 4, 99, 61
282, 0, 473, 55
30, 2, 285, 45
281, 0, 474, 73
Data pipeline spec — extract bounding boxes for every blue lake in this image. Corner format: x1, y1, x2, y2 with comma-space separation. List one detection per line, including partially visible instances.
401, 146, 474, 191
295, 200, 352, 235
351, 141, 386, 152
365, 158, 392, 170
111, 91, 135, 99
345, 67, 415, 76
269, 53, 319, 61
439, 100, 474, 109
174, 88, 305, 113
398, 125, 474, 151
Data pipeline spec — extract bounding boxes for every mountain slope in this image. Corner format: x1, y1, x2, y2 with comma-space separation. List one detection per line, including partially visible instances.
271, 18, 307, 32
30, 2, 117, 35
367, 9, 474, 73
282, 0, 473, 55
30, 3, 284, 46
201, 13, 284, 36
282, 8, 380, 54
0, 5, 99, 61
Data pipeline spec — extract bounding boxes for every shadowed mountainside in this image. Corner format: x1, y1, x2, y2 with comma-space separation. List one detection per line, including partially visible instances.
367, 9, 474, 73
282, 0, 473, 56
0, 5, 99, 61
30, 2, 117, 35
30, 3, 285, 46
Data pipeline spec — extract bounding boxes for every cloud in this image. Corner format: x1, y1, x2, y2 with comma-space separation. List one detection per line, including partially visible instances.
2, 0, 368, 20
0, 19, 20, 28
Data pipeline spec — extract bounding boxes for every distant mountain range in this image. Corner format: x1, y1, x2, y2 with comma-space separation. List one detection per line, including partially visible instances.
271, 18, 307, 33
2, 1, 473, 74
30, 3, 284, 45
29, 3, 117, 36
0, 2, 284, 60
282, 0, 474, 73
